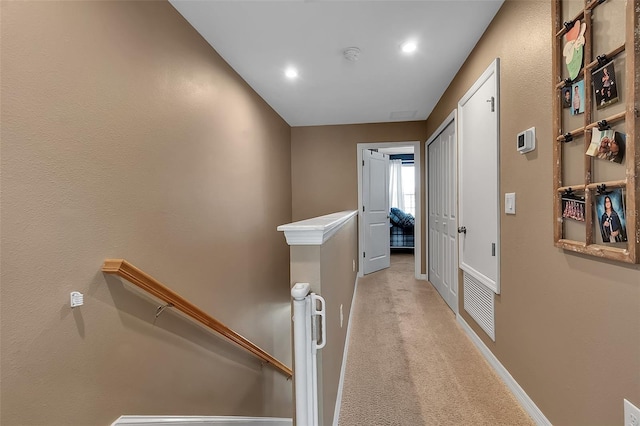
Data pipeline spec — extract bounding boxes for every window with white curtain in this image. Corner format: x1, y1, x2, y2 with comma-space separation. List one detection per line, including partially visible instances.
401, 164, 415, 216
389, 155, 415, 217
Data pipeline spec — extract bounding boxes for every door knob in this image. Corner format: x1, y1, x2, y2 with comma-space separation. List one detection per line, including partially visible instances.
457, 226, 467, 234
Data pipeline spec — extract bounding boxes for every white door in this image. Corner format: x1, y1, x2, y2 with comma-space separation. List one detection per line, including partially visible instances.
458, 59, 500, 294
362, 149, 390, 274
427, 115, 458, 312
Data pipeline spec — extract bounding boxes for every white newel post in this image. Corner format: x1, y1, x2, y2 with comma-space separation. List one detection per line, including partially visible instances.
291, 282, 326, 426
291, 283, 313, 426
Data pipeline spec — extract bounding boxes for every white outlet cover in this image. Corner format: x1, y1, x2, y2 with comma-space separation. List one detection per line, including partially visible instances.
70, 291, 84, 308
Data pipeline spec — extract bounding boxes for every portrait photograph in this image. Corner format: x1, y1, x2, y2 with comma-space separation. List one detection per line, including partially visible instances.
571, 80, 585, 115
562, 86, 572, 108
592, 61, 619, 109
595, 188, 627, 243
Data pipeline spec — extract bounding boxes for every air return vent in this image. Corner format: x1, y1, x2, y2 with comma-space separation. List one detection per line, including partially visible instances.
463, 272, 495, 341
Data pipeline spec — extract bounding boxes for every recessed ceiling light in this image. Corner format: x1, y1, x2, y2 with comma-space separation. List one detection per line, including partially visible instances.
401, 41, 417, 54
285, 67, 298, 79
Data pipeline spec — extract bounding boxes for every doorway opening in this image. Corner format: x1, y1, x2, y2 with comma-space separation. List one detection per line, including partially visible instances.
356, 141, 422, 279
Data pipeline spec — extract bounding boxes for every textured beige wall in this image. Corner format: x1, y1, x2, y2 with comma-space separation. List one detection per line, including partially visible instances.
291, 122, 428, 223
319, 216, 358, 425
1, 1, 293, 424
425, 1, 640, 424
288, 215, 358, 426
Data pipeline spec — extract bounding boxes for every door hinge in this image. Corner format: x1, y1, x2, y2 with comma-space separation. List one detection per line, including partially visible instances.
362, 160, 365, 166
363, 205, 365, 212
492, 243, 496, 256
363, 252, 366, 258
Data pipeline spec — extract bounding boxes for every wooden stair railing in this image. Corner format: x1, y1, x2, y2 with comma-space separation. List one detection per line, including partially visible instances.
102, 259, 292, 378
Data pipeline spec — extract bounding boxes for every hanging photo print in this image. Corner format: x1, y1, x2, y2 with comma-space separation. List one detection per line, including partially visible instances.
561, 193, 585, 222
593, 61, 619, 109
586, 128, 613, 159
586, 128, 626, 163
610, 132, 626, 164
563, 20, 586, 80
562, 86, 572, 108
595, 188, 627, 243
571, 80, 585, 115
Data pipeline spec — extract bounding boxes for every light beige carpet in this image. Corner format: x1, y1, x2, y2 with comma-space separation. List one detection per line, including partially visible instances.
338, 253, 534, 426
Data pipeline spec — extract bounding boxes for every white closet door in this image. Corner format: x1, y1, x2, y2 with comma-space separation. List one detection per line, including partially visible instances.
428, 116, 458, 313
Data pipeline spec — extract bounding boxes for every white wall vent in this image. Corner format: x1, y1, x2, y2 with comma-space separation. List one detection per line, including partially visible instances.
463, 272, 495, 341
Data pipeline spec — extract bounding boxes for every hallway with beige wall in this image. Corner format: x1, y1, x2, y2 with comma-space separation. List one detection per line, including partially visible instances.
425, 1, 639, 424
291, 1, 639, 424
1, 0, 638, 425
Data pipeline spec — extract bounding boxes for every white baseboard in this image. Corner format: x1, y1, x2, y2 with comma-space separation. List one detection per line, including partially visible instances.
456, 315, 551, 426
111, 416, 292, 426
417, 273, 427, 280
332, 275, 359, 426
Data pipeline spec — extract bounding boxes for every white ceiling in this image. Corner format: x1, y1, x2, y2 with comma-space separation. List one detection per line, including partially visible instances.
169, 0, 504, 127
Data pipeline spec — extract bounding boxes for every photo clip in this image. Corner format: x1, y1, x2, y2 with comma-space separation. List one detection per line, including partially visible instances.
563, 187, 575, 198
596, 54, 608, 66
563, 21, 574, 32
563, 133, 573, 143
597, 120, 610, 131
563, 78, 573, 87
596, 184, 608, 195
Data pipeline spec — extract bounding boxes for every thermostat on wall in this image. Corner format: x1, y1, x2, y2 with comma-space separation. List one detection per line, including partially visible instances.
517, 127, 536, 154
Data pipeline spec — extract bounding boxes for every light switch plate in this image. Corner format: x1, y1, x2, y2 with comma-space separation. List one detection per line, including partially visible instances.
505, 193, 516, 214
625, 399, 640, 426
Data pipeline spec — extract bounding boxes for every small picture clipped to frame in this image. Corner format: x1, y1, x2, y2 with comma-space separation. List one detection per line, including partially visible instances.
561, 189, 585, 222
571, 80, 585, 115
561, 86, 572, 109
586, 127, 626, 164
592, 60, 619, 110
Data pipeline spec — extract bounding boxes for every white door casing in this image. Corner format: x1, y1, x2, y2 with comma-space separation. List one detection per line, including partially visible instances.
427, 111, 458, 313
362, 149, 390, 275
458, 58, 500, 294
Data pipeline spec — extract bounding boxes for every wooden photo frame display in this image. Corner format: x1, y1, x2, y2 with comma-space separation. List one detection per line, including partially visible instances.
552, 0, 638, 264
